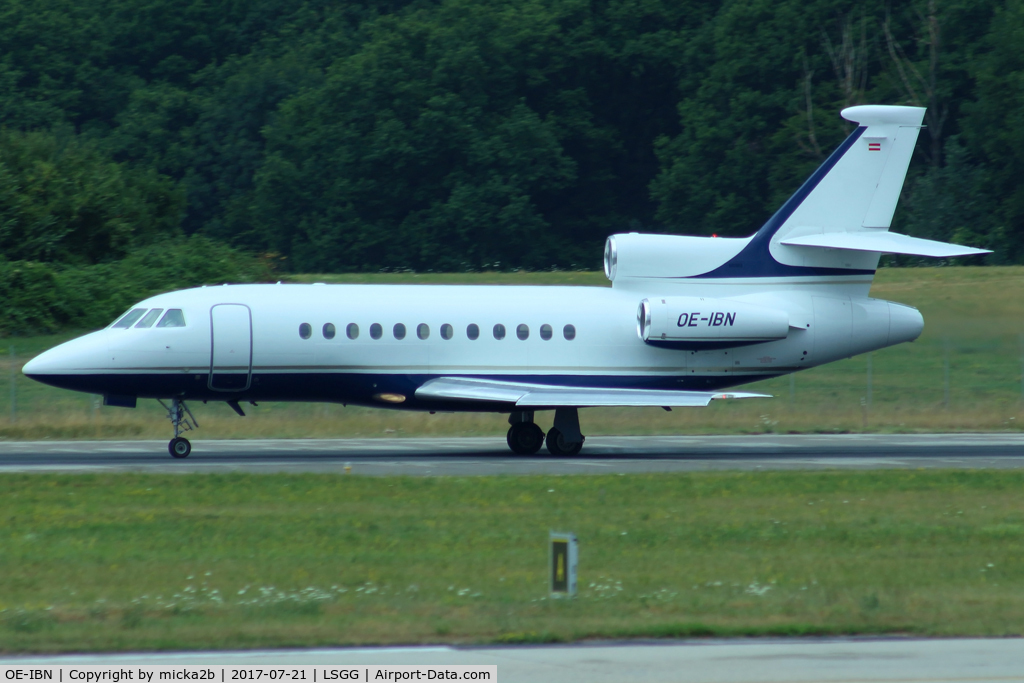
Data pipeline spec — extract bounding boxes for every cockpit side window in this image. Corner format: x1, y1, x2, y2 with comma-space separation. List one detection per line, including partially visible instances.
111, 308, 147, 329
135, 308, 164, 328
156, 309, 186, 328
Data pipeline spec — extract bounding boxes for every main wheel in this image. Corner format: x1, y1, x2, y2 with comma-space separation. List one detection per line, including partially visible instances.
169, 437, 191, 459
506, 422, 545, 455
545, 427, 583, 456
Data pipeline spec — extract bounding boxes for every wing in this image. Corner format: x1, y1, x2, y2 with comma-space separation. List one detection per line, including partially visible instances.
414, 377, 770, 407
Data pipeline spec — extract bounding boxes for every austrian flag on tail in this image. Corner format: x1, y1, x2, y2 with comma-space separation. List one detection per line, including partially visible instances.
868, 141, 882, 151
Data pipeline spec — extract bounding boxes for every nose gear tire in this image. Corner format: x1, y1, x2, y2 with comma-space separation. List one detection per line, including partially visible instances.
169, 437, 191, 459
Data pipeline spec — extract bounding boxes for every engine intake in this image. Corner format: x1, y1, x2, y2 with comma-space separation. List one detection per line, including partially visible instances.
638, 297, 790, 349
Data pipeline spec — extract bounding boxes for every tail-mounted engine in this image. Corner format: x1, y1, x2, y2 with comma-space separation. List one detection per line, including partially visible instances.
638, 297, 790, 349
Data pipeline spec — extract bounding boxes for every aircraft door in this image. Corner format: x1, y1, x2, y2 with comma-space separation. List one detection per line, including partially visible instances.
209, 304, 253, 391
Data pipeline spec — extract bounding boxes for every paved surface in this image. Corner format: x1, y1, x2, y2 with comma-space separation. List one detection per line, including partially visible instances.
0, 434, 1024, 474
4, 638, 1024, 681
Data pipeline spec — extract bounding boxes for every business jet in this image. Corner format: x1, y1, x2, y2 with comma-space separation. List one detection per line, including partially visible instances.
24, 105, 988, 458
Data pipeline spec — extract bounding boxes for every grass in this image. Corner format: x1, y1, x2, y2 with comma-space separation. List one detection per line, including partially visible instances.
3, 265, 1024, 439
2, 470, 1023, 652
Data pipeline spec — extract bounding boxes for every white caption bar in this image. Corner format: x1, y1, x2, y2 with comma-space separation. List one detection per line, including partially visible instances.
0, 666, 496, 683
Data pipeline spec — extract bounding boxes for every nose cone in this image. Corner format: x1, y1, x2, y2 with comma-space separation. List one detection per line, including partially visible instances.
23, 331, 109, 386
887, 302, 924, 345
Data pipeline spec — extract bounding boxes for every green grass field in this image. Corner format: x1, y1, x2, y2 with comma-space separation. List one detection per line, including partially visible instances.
2, 471, 1023, 652
2, 265, 1024, 439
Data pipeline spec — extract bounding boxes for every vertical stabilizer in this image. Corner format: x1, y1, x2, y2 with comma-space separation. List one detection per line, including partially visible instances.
614, 105, 986, 286
766, 105, 925, 269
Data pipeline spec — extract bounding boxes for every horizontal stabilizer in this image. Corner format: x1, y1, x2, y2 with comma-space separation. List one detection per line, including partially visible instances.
780, 231, 990, 258
416, 377, 769, 407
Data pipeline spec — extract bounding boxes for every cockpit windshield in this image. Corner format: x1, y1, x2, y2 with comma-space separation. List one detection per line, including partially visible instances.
111, 308, 147, 328
110, 308, 186, 329
156, 309, 186, 327
135, 309, 163, 328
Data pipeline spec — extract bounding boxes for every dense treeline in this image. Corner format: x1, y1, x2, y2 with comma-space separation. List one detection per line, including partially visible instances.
2, 0, 1023, 300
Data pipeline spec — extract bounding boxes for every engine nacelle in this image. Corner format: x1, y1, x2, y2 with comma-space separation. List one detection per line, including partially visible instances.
604, 233, 746, 281
638, 297, 790, 348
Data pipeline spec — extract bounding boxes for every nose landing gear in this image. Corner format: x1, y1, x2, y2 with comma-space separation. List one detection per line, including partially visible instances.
169, 437, 191, 458
159, 398, 198, 458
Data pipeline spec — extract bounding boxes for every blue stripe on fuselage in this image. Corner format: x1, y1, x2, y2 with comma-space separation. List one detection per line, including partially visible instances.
26, 371, 778, 407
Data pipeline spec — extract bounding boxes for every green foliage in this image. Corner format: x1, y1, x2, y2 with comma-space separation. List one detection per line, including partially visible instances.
0, 236, 273, 336
0, 0, 1022, 272
255, 0, 708, 270
0, 128, 184, 264
961, 0, 1024, 263
651, 0, 999, 236
899, 137, 1005, 263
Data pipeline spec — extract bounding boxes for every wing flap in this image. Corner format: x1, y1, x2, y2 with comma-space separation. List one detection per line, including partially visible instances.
415, 377, 769, 407
781, 230, 990, 257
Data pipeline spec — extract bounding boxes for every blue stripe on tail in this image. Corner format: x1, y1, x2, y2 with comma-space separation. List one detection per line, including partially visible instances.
690, 126, 869, 279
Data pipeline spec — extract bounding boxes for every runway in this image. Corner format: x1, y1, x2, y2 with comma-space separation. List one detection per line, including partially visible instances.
4, 638, 1024, 682
1, 434, 1023, 474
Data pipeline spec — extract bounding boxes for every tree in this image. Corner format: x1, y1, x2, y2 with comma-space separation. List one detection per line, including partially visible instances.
0, 128, 184, 264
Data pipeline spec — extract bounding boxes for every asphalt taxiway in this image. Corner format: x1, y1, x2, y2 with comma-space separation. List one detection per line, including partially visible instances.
4, 638, 1024, 682
0, 433, 1023, 474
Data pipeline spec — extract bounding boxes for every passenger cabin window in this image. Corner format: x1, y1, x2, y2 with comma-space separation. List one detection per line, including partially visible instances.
299, 323, 312, 339
467, 324, 479, 340
441, 324, 453, 340
347, 323, 359, 339
540, 324, 552, 340
516, 324, 529, 340
417, 323, 430, 340
493, 324, 506, 340
393, 323, 406, 340
112, 308, 147, 328
563, 324, 576, 340
135, 308, 164, 328
323, 323, 336, 339
370, 323, 383, 339
156, 309, 186, 328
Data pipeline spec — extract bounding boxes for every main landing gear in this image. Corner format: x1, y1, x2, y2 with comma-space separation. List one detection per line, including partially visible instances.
159, 398, 198, 458
507, 412, 545, 455
506, 408, 585, 456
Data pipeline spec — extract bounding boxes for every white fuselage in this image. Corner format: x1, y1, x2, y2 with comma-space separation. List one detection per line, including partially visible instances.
23, 277, 923, 411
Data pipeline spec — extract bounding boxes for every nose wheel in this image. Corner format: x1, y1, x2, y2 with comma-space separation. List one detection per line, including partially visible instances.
169, 437, 191, 458
159, 398, 198, 459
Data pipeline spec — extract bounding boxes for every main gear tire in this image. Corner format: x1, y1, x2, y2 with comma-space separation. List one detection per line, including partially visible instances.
545, 427, 583, 456
506, 422, 545, 455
